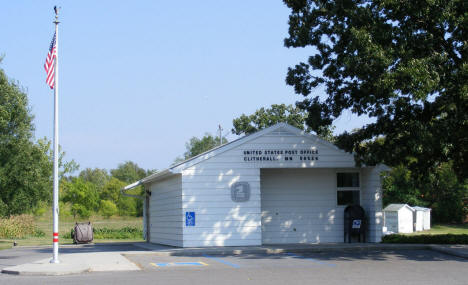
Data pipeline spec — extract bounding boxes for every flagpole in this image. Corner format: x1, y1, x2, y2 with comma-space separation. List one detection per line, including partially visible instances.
51, 7, 60, 264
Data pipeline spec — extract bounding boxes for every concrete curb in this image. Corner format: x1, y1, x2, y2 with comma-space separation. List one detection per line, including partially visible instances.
131, 243, 467, 260
1, 260, 90, 276
1, 268, 89, 276
131, 243, 431, 257
11, 242, 141, 249
429, 245, 468, 259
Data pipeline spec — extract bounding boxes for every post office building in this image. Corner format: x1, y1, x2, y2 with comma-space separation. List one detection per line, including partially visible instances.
123, 123, 385, 247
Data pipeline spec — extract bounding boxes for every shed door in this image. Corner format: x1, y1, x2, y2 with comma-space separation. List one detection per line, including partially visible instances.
385, 212, 398, 233
261, 168, 338, 244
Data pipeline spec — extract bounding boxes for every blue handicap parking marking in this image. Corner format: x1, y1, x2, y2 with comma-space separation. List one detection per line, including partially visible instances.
286, 253, 337, 267
174, 262, 207, 266
150, 261, 208, 267
202, 255, 240, 268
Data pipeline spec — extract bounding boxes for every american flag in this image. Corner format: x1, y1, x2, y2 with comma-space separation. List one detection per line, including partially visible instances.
44, 32, 56, 89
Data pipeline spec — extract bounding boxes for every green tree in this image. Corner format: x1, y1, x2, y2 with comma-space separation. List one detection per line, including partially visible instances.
110, 161, 148, 183
423, 163, 468, 223
101, 176, 140, 217
232, 103, 335, 141
383, 163, 468, 223
100, 200, 118, 218
176, 134, 228, 163
36, 137, 79, 180
100, 177, 124, 202
0, 67, 51, 216
284, 0, 467, 181
117, 194, 138, 217
110, 161, 150, 216
79, 168, 109, 190
232, 104, 310, 135
61, 178, 99, 219
382, 165, 425, 207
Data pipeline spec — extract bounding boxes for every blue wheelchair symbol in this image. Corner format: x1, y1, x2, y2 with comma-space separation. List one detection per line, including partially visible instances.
186, 212, 195, 227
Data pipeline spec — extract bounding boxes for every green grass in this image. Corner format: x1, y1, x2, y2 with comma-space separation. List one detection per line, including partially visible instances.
382, 223, 468, 244
0, 241, 12, 250
382, 234, 468, 244
0, 212, 144, 247
406, 224, 468, 235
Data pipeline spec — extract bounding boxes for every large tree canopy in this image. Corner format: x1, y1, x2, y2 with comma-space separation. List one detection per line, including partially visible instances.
110, 161, 149, 184
177, 134, 228, 162
232, 104, 311, 135
0, 67, 50, 216
79, 168, 109, 190
284, 0, 467, 181
232, 103, 335, 141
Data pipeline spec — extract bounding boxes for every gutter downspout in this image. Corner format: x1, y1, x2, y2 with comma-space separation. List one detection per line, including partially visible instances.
120, 181, 147, 240
121, 180, 144, 198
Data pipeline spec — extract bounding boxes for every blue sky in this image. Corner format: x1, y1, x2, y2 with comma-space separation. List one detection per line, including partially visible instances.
1, 1, 370, 172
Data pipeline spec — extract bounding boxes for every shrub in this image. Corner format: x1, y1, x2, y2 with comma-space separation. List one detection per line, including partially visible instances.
93, 227, 142, 239
62, 230, 73, 239
65, 226, 143, 240
33, 228, 46, 237
0, 214, 37, 239
382, 234, 468, 244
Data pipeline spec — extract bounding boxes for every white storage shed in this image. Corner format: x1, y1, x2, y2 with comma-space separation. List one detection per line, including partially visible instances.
124, 123, 386, 247
383, 204, 415, 233
413, 206, 431, 231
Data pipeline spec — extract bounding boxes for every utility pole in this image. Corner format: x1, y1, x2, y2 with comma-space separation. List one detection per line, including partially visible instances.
218, 125, 223, 146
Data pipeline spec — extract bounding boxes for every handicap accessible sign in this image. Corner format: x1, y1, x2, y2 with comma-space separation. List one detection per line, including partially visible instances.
186, 212, 195, 227
352, 219, 361, 229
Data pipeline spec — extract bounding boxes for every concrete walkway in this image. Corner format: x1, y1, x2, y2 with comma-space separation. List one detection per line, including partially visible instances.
1, 242, 467, 276
1, 251, 140, 276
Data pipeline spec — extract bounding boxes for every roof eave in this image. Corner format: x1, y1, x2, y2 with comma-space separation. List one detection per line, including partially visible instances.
140, 169, 176, 185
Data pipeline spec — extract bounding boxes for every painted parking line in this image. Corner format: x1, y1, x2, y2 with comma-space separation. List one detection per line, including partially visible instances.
150, 261, 208, 267
202, 255, 240, 268
286, 253, 337, 267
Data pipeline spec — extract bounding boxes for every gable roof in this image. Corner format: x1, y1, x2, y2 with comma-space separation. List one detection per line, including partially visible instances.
412, 206, 431, 211
171, 122, 350, 172
125, 122, 353, 188
383, 204, 415, 212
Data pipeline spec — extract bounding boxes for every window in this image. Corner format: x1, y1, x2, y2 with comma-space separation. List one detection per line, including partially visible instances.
337, 172, 359, 187
337, 172, 360, 206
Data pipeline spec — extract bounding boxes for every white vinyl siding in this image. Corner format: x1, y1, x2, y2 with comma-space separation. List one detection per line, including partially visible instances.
181, 166, 261, 247
148, 174, 183, 247
398, 208, 414, 233
423, 210, 431, 230
361, 166, 384, 242
415, 211, 424, 231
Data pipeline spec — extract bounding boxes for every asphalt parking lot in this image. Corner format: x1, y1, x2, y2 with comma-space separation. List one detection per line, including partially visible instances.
125, 252, 339, 271
1, 248, 467, 285
119, 249, 468, 285
125, 249, 466, 270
